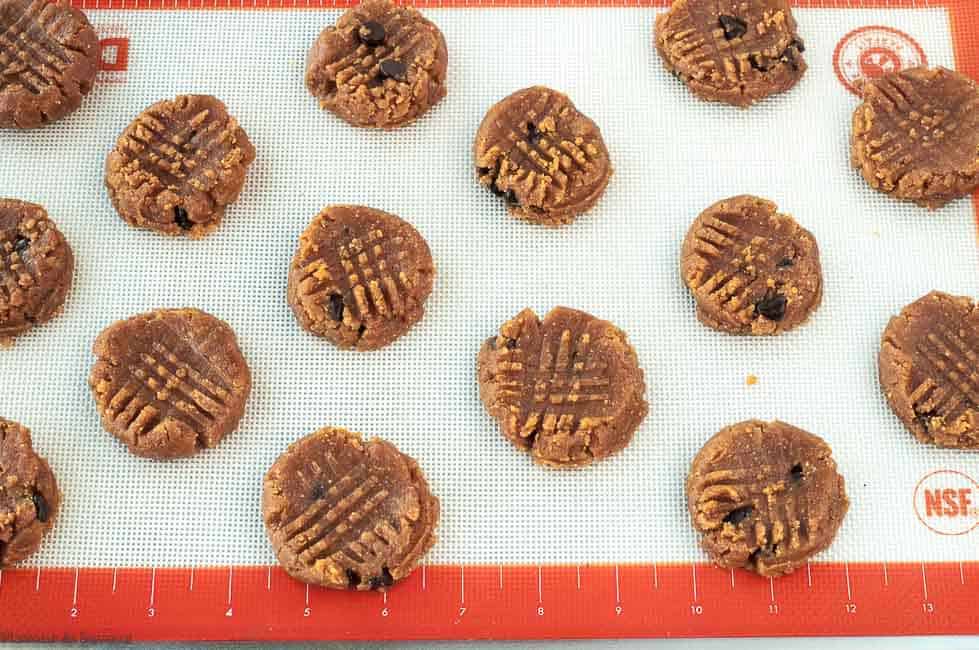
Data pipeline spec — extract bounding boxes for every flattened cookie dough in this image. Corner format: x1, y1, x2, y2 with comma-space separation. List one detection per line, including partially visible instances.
0, 0, 99, 129
655, 0, 806, 107
0, 417, 60, 567
851, 67, 979, 209
105, 95, 256, 237
0, 199, 74, 344
687, 420, 848, 577
306, 0, 448, 129
474, 86, 612, 226
262, 427, 439, 590
89, 308, 252, 459
288, 205, 435, 351
477, 307, 648, 468
879, 291, 978, 449
681, 195, 822, 335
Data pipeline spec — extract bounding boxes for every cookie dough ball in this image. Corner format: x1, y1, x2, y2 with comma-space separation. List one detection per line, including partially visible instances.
105, 95, 255, 237
262, 427, 439, 590
655, 0, 806, 107
687, 420, 848, 577
681, 195, 822, 335
0, 199, 74, 343
879, 291, 978, 449
305, 0, 448, 129
89, 308, 252, 459
474, 86, 612, 226
0, 417, 60, 567
0, 0, 99, 128
477, 307, 648, 468
288, 205, 435, 351
851, 67, 979, 209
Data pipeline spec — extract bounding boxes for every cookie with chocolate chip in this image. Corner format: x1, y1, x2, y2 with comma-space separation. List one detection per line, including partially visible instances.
474, 86, 612, 226
287, 205, 435, 351
687, 420, 848, 577
0, 417, 60, 567
105, 95, 255, 237
262, 427, 439, 591
89, 308, 252, 459
655, 0, 807, 107
477, 307, 648, 468
0, 199, 74, 344
0, 0, 100, 129
305, 0, 448, 129
851, 67, 979, 209
879, 291, 978, 449
680, 195, 822, 335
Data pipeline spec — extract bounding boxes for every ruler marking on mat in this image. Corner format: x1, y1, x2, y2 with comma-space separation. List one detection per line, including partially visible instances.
845, 562, 852, 602
730, 568, 735, 590
691, 564, 698, 603
267, 567, 272, 592
499, 565, 504, 591
920, 563, 928, 602
72, 568, 79, 606
576, 566, 581, 591
34, 567, 40, 593
769, 576, 775, 603
421, 564, 426, 592
460, 566, 465, 605
960, 562, 966, 585
149, 568, 156, 608
227, 567, 233, 606
189, 568, 194, 592
883, 563, 889, 587
807, 561, 812, 588
537, 566, 542, 604
653, 564, 658, 590
614, 565, 620, 605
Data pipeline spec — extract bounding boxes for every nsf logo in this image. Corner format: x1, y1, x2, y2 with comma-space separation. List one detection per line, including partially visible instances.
913, 470, 979, 536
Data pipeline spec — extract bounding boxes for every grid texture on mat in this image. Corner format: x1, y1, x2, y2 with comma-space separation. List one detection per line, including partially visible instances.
0, 7, 977, 568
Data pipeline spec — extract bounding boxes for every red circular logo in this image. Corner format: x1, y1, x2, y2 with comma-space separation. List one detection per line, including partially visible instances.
913, 470, 979, 536
833, 26, 927, 95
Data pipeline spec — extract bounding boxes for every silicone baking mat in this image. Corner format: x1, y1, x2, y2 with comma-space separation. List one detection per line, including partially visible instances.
0, 0, 977, 641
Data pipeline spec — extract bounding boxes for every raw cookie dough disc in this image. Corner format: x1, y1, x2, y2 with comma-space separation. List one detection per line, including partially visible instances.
262, 427, 439, 590
474, 86, 612, 226
851, 67, 979, 209
105, 95, 256, 237
305, 0, 448, 129
680, 195, 822, 336
687, 420, 848, 577
879, 291, 978, 449
0, 417, 60, 567
88, 308, 252, 459
655, 0, 806, 107
287, 205, 435, 351
0, 199, 74, 344
477, 307, 648, 468
0, 0, 99, 129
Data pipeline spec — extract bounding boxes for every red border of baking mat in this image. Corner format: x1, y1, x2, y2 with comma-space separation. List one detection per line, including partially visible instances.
0, 562, 977, 640
1, 0, 975, 641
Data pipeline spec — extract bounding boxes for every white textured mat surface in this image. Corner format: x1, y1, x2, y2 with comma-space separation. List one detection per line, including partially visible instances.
0, 6, 977, 569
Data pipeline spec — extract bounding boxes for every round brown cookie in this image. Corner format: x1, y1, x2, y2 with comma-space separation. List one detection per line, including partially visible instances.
105, 95, 256, 237
477, 307, 648, 468
851, 67, 979, 209
0, 417, 60, 567
288, 205, 435, 351
655, 0, 806, 107
680, 195, 822, 336
262, 427, 439, 591
687, 420, 848, 577
474, 86, 612, 226
88, 308, 252, 459
305, 0, 448, 129
0, 199, 74, 344
0, 0, 99, 129
879, 291, 978, 449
